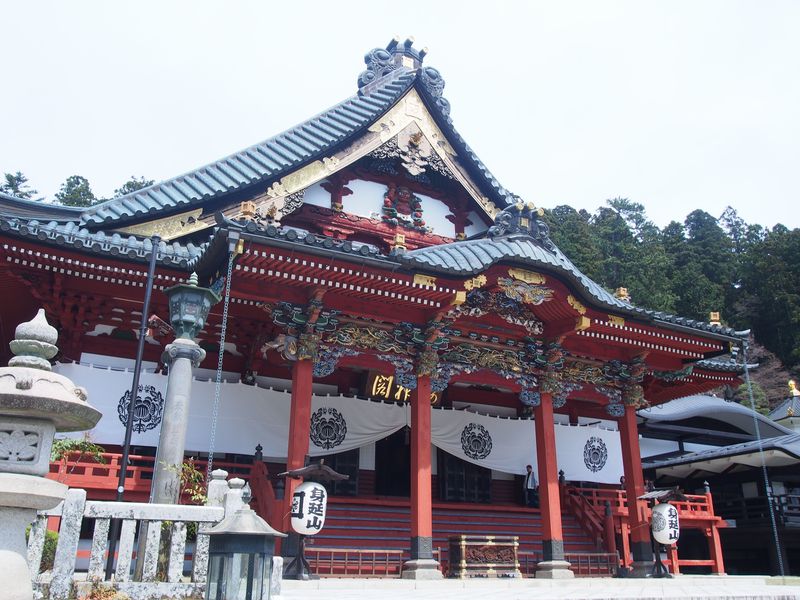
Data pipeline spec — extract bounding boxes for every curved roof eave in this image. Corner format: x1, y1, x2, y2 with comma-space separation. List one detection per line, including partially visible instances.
642, 433, 800, 471
638, 394, 792, 439
398, 235, 742, 342
0, 216, 203, 269
76, 56, 519, 230
0, 193, 85, 222
78, 69, 420, 228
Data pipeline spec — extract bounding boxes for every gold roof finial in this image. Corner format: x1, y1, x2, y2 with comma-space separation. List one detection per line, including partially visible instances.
614, 287, 631, 302
789, 380, 800, 397
240, 200, 256, 219
709, 312, 721, 326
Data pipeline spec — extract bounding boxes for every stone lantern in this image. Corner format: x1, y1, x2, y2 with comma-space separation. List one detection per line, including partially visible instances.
150, 272, 220, 504
165, 271, 221, 341
0, 309, 101, 600
206, 506, 286, 600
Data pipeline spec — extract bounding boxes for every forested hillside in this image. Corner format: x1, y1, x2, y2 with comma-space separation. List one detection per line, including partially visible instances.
543, 200, 800, 410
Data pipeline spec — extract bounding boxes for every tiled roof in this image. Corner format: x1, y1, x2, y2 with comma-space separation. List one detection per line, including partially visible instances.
0, 216, 202, 268
769, 395, 800, 422
79, 70, 418, 226
0, 192, 84, 222
398, 234, 741, 340
642, 433, 800, 470
73, 40, 522, 228
638, 394, 791, 440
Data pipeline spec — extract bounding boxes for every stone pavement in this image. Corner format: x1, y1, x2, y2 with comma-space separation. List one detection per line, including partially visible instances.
280, 576, 800, 600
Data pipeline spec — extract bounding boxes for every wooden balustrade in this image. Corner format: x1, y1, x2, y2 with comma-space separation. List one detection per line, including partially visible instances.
47, 452, 256, 500
305, 547, 408, 578
562, 487, 606, 552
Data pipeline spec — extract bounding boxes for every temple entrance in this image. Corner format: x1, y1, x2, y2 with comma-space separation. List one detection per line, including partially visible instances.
438, 449, 492, 503
375, 428, 410, 497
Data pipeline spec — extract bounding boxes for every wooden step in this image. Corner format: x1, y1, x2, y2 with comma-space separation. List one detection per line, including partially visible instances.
313, 500, 599, 555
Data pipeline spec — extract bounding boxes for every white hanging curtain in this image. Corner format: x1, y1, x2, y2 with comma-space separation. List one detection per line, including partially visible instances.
54, 362, 293, 457
56, 363, 623, 482
54, 363, 406, 460
554, 423, 623, 484
307, 395, 408, 457
430, 407, 536, 475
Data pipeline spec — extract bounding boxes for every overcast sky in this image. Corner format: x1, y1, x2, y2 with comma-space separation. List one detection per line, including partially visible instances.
2, 1, 798, 230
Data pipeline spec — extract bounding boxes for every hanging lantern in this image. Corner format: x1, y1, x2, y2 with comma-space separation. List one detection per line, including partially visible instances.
651, 502, 680, 545
290, 481, 328, 535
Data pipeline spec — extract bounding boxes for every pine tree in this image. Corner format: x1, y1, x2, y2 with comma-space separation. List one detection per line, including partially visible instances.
55, 175, 97, 207
1, 171, 38, 199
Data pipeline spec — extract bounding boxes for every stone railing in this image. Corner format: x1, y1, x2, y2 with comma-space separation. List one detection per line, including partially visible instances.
27, 470, 283, 600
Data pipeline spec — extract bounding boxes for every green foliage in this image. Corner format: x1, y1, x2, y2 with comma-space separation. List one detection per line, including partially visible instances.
545, 197, 800, 379
55, 175, 98, 207
1, 171, 38, 199
51, 436, 107, 464
113, 175, 154, 198
180, 457, 208, 504
734, 381, 770, 415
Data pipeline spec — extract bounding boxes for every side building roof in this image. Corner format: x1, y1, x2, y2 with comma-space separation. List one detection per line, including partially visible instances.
769, 394, 800, 422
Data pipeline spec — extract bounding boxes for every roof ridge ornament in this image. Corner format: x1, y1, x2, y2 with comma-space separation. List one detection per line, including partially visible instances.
358, 37, 425, 89
486, 198, 555, 251
357, 38, 450, 116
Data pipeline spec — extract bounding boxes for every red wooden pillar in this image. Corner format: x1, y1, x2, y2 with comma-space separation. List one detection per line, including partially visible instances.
666, 543, 680, 574
619, 403, 653, 573
704, 487, 726, 574
281, 358, 313, 534
403, 374, 442, 578
533, 392, 573, 578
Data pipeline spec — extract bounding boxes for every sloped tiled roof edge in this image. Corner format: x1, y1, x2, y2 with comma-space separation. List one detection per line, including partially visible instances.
769, 395, 800, 422
0, 216, 203, 268
79, 69, 419, 227
413, 81, 515, 207
397, 234, 742, 342
0, 192, 84, 222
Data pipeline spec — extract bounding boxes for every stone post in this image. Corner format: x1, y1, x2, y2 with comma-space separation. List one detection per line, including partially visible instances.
150, 338, 206, 504
0, 309, 101, 600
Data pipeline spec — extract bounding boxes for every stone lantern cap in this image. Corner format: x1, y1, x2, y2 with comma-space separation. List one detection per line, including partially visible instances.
0, 309, 101, 432
208, 506, 287, 538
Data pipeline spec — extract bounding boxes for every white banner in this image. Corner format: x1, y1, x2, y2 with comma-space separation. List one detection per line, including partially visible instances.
55, 363, 622, 482
307, 395, 408, 457
554, 423, 623, 484
430, 407, 536, 475
54, 363, 407, 460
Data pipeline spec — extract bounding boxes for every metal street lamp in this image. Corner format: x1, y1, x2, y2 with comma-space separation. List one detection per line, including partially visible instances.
206, 506, 286, 600
164, 272, 221, 340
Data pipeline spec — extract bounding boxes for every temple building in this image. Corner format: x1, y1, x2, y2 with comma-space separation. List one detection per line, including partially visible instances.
0, 39, 747, 578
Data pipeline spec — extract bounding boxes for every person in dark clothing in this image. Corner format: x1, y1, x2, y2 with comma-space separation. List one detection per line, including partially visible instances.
523, 464, 539, 508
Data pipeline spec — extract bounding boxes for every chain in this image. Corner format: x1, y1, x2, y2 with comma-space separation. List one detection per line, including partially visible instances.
742, 339, 784, 576
207, 251, 235, 481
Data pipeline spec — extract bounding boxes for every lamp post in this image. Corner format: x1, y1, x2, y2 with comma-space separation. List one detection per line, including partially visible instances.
206, 506, 286, 600
150, 272, 220, 505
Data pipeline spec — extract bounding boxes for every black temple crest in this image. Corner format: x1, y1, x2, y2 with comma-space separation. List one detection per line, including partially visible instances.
487, 199, 555, 250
